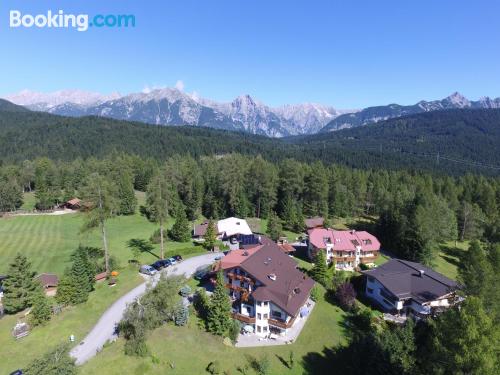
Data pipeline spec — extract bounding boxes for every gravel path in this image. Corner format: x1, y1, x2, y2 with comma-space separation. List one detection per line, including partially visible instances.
70, 252, 222, 365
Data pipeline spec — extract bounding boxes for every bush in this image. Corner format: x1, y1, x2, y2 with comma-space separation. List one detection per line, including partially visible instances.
310, 285, 322, 302
207, 360, 222, 374
359, 262, 370, 271
180, 285, 192, 297
149, 228, 161, 244
174, 303, 189, 326
335, 282, 357, 310
228, 319, 241, 342
25, 344, 76, 375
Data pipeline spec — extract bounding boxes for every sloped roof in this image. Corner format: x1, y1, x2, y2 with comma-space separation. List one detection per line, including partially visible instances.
220, 246, 263, 269
35, 273, 59, 288
239, 241, 314, 316
305, 217, 324, 229
218, 217, 252, 237
308, 228, 380, 252
193, 221, 209, 237
362, 259, 458, 303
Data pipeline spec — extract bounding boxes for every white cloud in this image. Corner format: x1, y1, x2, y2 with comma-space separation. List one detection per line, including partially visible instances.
175, 80, 185, 91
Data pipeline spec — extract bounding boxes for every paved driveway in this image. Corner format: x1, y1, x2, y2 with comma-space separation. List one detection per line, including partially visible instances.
70, 252, 222, 365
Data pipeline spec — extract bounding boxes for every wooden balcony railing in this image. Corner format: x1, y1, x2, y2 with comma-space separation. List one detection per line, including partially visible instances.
268, 316, 296, 329
227, 272, 254, 284
232, 312, 255, 324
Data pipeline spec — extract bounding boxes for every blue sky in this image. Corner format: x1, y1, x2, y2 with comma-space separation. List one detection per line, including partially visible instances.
1, 0, 499, 108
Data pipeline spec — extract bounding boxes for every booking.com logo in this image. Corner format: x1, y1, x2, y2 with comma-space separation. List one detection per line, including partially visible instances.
9, 10, 135, 31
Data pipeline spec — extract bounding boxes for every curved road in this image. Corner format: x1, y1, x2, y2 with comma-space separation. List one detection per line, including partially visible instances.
70, 252, 222, 365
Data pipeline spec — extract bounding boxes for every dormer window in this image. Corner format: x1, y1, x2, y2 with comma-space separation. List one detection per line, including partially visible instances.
268, 274, 277, 281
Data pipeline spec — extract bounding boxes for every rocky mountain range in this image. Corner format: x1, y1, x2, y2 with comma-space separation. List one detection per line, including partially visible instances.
319, 92, 500, 132
4, 89, 348, 137
3, 89, 500, 137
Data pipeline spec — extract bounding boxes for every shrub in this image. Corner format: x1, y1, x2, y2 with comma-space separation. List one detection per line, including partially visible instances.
228, 319, 241, 342
359, 262, 370, 271
174, 303, 189, 326
207, 360, 222, 374
180, 285, 192, 297
310, 285, 322, 302
335, 282, 357, 310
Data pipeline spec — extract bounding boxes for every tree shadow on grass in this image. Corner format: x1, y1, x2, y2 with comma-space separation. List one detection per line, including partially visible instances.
275, 354, 290, 369
438, 244, 463, 268
127, 238, 160, 259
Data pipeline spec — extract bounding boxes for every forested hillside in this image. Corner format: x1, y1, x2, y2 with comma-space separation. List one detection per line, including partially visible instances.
291, 109, 500, 174
0, 106, 499, 175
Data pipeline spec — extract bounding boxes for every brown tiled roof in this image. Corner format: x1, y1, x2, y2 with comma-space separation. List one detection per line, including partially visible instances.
67, 198, 81, 206
35, 273, 59, 288
239, 241, 314, 317
305, 217, 324, 229
278, 243, 295, 253
193, 221, 209, 237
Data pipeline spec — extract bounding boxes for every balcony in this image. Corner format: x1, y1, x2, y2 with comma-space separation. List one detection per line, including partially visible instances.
227, 272, 254, 284
233, 312, 255, 324
268, 316, 296, 329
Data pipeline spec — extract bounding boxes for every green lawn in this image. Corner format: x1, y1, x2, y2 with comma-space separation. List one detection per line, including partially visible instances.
434, 241, 469, 280
0, 192, 208, 373
0, 268, 144, 374
80, 290, 345, 375
20, 191, 36, 210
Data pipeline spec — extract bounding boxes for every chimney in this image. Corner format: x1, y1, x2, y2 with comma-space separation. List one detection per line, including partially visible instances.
419, 270, 425, 277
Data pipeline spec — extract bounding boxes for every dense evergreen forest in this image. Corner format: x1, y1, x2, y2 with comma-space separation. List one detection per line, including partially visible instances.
1, 153, 499, 266
1, 103, 499, 374
0, 105, 500, 175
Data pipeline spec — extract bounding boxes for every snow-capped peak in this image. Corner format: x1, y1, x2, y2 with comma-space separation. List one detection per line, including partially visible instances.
4, 89, 121, 108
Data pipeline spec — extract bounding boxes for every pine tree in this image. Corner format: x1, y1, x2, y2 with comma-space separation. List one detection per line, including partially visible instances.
69, 250, 93, 304
266, 210, 283, 241
55, 272, 77, 306
2, 253, 37, 313
429, 297, 498, 374
458, 240, 491, 300
203, 219, 218, 251
310, 251, 328, 286
174, 303, 189, 326
117, 171, 137, 215
207, 270, 232, 336
29, 285, 52, 327
169, 206, 191, 242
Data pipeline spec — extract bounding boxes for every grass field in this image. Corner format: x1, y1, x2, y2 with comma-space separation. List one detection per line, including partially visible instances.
0, 268, 144, 374
0, 192, 208, 373
79, 288, 345, 375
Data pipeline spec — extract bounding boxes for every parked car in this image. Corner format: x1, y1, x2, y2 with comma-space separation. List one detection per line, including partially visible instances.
159, 259, 172, 268
151, 261, 164, 271
139, 265, 158, 276
10, 370, 23, 375
194, 265, 211, 281
168, 257, 177, 266
173, 255, 183, 262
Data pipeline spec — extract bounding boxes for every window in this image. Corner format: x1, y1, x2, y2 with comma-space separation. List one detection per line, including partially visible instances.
272, 310, 282, 319
257, 313, 262, 320
263, 326, 268, 332
257, 326, 261, 333
263, 301, 268, 306
257, 301, 262, 306
263, 313, 268, 319
367, 276, 375, 283
383, 298, 393, 306
367, 288, 374, 294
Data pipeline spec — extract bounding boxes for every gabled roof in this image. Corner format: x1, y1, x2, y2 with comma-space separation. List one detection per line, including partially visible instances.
307, 228, 335, 249
217, 217, 252, 237
362, 259, 458, 303
238, 241, 314, 316
220, 246, 263, 269
305, 217, 324, 229
66, 198, 81, 206
193, 221, 209, 237
35, 273, 59, 288
308, 228, 380, 252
